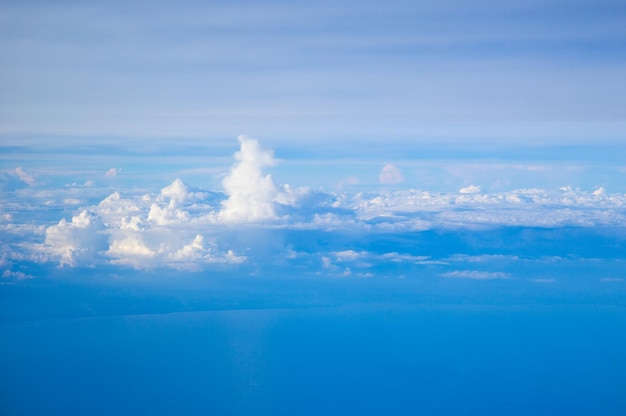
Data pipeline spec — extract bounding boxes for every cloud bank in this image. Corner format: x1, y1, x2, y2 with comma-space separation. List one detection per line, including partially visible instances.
2, 136, 626, 273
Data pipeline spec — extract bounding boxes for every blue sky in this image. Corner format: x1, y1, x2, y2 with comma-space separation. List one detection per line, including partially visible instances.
1, 0, 625, 143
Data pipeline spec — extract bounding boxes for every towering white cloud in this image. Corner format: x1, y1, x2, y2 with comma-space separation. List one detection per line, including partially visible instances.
219, 135, 280, 222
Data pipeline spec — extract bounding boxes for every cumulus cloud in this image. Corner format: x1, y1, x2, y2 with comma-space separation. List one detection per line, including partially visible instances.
38, 177, 244, 269
9, 135, 626, 274
459, 185, 481, 194
379, 164, 403, 184
105, 229, 244, 270
219, 136, 280, 222
107, 235, 155, 264
218, 135, 308, 223
346, 187, 626, 229
43, 210, 108, 266
148, 179, 191, 225
334, 250, 363, 261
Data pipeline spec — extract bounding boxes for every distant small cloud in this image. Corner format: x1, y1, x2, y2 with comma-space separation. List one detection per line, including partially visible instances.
15, 167, 35, 185
2, 270, 33, 280
334, 250, 362, 261
379, 164, 403, 184
335, 176, 360, 190
600, 277, 623, 282
105, 168, 121, 177
441, 270, 510, 280
321, 256, 333, 269
338, 176, 359, 187
459, 185, 481, 194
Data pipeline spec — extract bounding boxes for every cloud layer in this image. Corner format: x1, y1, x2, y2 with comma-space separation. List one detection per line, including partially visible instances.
2, 137, 626, 274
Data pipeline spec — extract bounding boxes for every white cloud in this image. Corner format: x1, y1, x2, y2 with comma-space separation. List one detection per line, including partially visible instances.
43, 210, 108, 266
459, 185, 481, 194
338, 176, 359, 188
37, 177, 245, 269
105, 168, 121, 177
381, 252, 434, 264
147, 180, 193, 225
160, 178, 189, 203
600, 277, 623, 282
217, 135, 308, 223
440, 270, 511, 280
219, 135, 279, 222
120, 215, 144, 231
97, 191, 143, 226
105, 229, 245, 270
148, 200, 189, 225
333, 250, 363, 261
343, 187, 626, 229
108, 235, 155, 259
10, 136, 626, 273
15, 167, 35, 185
2, 270, 33, 280
447, 254, 520, 263
379, 164, 403, 184
169, 234, 206, 261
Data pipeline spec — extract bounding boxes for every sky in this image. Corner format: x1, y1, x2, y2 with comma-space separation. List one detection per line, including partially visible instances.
1, 0, 625, 143
1, 1, 626, 415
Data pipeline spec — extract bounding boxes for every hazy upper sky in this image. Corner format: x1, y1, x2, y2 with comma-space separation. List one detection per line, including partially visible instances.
1, 0, 625, 143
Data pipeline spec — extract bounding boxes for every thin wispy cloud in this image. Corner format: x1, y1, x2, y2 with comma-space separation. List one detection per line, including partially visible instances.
441, 270, 511, 280
15, 167, 35, 185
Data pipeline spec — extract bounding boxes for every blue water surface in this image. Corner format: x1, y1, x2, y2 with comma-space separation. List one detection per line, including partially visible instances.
1, 273, 625, 416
